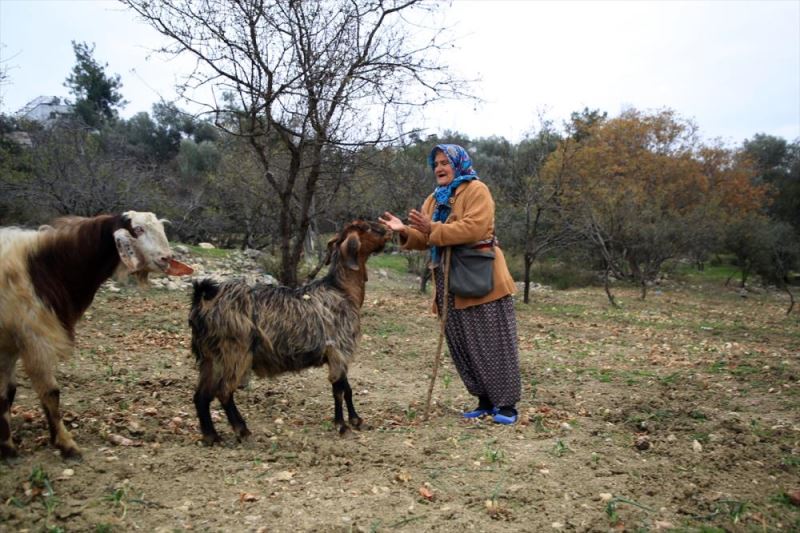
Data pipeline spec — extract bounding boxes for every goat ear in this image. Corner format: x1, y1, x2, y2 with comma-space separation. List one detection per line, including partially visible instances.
340, 234, 361, 271
324, 235, 338, 265
114, 228, 142, 272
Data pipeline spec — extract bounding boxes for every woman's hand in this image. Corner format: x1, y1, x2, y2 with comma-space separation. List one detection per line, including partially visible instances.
408, 209, 432, 234
378, 212, 407, 234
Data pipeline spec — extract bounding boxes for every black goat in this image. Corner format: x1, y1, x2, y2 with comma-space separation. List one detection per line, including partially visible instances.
188, 220, 391, 444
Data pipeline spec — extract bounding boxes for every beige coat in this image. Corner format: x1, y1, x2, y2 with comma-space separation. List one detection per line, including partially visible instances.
401, 180, 517, 310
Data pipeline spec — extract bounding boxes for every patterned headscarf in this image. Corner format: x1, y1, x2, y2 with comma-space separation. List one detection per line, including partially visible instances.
428, 144, 480, 263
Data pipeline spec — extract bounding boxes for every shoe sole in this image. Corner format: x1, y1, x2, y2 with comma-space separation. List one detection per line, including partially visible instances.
492, 414, 518, 425
463, 408, 493, 419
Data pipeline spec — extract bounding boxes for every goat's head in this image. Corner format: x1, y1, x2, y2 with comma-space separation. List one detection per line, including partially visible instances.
327, 220, 392, 271
114, 211, 193, 277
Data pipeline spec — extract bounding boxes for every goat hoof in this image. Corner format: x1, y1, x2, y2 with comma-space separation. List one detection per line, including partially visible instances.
349, 417, 363, 430
236, 428, 252, 442
337, 424, 350, 436
0, 444, 19, 459
59, 446, 83, 461
201, 433, 222, 447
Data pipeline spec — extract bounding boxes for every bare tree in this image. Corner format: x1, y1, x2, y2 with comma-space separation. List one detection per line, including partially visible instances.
122, 0, 466, 285
493, 122, 579, 303
0, 118, 155, 219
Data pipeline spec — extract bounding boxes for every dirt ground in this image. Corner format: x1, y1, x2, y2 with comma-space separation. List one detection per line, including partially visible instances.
1, 254, 799, 532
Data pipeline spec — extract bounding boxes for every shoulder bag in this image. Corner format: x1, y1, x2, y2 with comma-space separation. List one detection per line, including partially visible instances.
448, 241, 495, 298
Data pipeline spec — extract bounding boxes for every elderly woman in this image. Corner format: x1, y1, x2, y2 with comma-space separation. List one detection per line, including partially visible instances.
380, 144, 521, 424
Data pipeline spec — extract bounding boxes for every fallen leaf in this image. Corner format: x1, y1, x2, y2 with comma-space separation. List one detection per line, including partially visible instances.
268, 470, 295, 482
239, 492, 259, 503
108, 434, 136, 446
419, 486, 434, 501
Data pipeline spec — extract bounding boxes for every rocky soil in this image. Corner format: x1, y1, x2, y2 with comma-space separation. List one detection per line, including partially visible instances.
1, 249, 799, 532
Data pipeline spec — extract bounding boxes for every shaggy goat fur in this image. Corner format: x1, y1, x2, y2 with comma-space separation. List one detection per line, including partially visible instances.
188, 220, 390, 444
0, 213, 190, 459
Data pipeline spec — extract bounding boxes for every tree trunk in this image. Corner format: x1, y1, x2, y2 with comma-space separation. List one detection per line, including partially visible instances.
604, 266, 619, 308
420, 267, 431, 293
785, 285, 795, 315
523, 253, 533, 304
640, 278, 647, 300
740, 263, 750, 289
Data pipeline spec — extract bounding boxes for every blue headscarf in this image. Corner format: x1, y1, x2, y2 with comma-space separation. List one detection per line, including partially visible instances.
428, 144, 480, 263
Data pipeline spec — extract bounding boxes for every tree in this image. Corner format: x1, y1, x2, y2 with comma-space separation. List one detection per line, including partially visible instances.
568, 107, 607, 142
5, 117, 154, 218
0, 115, 34, 224
123, 111, 182, 164
64, 41, 125, 128
490, 121, 575, 303
753, 221, 799, 314
123, 0, 466, 286
743, 133, 800, 234
547, 108, 768, 304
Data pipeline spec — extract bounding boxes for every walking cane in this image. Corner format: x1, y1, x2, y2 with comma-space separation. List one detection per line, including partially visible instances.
423, 247, 451, 421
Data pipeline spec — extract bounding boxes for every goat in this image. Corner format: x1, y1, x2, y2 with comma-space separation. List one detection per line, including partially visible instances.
188, 220, 391, 444
0, 212, 193, 459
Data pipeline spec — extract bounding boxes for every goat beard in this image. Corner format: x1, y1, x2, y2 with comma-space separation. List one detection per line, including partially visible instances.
111, 263, 151, 289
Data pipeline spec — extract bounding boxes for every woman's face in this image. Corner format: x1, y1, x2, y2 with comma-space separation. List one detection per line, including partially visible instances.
433, 151, 455, 186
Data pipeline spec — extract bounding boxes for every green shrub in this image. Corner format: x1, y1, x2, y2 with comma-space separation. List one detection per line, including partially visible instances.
531, 261, 597, 290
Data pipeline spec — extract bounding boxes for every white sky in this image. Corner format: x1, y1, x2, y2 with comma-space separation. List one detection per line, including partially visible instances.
1, 0, 798, 145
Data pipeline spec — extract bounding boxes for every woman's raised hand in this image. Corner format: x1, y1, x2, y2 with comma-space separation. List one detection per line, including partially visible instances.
408, 209, 432, 234
378, 212, 406, 233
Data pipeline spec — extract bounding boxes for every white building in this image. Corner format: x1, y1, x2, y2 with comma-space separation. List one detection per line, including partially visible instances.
15, 96, 70, 123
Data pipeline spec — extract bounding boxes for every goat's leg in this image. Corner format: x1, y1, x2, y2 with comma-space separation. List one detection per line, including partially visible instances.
22, 352, 80, 459
194, 359, 221, 446
218, 341, 252, 441
327, 350, 356, 435
0, 355, 18, 458
194, 388, 220, 446
331, 378, 349, 435
339, 376, 362, 430
218, 392, 251, 442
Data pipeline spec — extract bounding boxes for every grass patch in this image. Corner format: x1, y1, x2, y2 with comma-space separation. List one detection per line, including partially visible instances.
367, 321, 407, 338
672, 263, 741, 283
530, 260, 598, 290
369, 253, 410, 274
535, 303, 587, 318
182, 243, 232, 258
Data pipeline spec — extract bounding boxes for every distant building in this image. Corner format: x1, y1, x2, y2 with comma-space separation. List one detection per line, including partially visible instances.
15, 96, 71, 123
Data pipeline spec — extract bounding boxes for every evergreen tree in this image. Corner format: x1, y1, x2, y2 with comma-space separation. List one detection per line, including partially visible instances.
64, 41, 125, 128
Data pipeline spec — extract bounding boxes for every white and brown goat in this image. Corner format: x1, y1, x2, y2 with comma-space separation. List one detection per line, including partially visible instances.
188, 220, 391, 444
0, 212, 192, 459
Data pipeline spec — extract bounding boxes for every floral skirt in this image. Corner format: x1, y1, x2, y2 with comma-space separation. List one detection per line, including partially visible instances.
434, 267, 521, 408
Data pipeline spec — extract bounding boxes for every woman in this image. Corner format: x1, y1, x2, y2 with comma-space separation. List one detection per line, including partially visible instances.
379, 144, 521, 424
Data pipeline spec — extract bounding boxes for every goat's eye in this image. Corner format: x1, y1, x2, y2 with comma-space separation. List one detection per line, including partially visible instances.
132, 226, 145, 237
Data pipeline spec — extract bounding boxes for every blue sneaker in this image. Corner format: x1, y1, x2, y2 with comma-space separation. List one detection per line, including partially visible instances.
463, 396, 495, 419
463, 407, 495, 419
492, 407, 518, 425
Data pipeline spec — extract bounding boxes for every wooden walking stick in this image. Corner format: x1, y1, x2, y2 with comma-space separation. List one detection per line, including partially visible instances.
423, 247, 451, 421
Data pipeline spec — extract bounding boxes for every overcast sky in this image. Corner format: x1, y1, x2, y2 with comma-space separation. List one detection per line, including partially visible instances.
1, 0, 798, 145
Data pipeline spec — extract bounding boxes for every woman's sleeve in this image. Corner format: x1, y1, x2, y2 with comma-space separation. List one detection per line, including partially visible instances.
400, 227, 430, 250
428, 182, 493, 246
